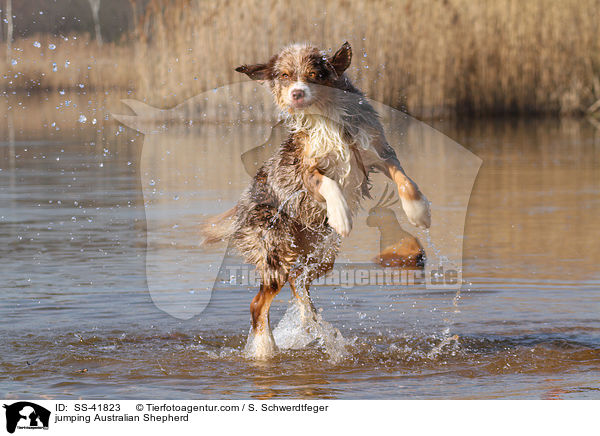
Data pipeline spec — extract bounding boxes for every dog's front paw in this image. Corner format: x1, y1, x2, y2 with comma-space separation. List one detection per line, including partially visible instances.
401, 195, 431, 229
320, 177, 353, 237
327, 194, 353, 237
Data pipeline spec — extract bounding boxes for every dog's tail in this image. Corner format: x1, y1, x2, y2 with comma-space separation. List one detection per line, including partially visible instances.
200, 206, 237, 245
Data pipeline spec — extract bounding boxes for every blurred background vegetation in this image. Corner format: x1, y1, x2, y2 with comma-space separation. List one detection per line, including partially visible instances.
1, 0, 600, 119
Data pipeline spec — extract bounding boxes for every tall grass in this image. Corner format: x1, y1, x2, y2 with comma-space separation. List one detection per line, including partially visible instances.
2, 0, 600, 118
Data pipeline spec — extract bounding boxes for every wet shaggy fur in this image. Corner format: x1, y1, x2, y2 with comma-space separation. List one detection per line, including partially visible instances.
202, 42, 379, 288
201, 42, 430, 343
232, 135, 336, 287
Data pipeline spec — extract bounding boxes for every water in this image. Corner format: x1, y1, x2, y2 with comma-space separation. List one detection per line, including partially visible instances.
1, 93, 600, 399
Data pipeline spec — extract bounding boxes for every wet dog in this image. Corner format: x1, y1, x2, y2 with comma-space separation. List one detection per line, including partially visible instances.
201, 42, 431, 358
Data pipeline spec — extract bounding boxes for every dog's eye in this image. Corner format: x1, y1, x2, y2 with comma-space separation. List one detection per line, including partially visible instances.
308, 72, 316, 79
281, 73, 289, 79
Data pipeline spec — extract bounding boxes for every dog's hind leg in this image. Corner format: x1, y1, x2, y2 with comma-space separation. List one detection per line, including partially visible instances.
289, 268, 316, 318
246, 275, 286, 359
235, 204, 299, 359
289, 260, 334, 314
251, 278, 284, 333
288, 231, 339, 321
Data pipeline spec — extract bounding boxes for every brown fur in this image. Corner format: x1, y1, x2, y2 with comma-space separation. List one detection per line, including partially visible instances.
199, 205, 237, 245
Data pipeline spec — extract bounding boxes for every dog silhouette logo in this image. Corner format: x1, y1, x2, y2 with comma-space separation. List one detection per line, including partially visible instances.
112, 82, 481, 320
3, 402, 50, 433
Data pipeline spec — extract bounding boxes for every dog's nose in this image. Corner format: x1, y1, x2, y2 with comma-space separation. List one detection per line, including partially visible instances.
291, 89, 305, 101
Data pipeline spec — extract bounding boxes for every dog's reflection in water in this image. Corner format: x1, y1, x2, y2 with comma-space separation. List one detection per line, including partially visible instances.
367, 184, 425, 269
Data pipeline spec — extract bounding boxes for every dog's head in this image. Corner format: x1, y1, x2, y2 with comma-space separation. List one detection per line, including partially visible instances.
235, 42, 352, 113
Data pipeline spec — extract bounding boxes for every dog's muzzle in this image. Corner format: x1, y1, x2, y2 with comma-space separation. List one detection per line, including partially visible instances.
288, 82, 312, 108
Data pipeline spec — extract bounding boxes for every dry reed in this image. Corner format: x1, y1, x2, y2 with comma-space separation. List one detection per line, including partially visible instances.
2, 0, 600, 118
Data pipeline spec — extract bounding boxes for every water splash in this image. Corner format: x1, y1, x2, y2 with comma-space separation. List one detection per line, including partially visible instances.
424, 229, 441, 262
269, 189, 306, 224
272, 297, 351, 363
424, 228, 462, 312
426, 330, 460, 360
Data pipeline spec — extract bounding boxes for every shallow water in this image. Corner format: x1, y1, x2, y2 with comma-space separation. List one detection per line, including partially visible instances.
1, 93, 600, 399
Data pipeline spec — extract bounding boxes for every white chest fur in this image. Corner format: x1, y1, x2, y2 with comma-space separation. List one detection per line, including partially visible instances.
287, 111, 370, 185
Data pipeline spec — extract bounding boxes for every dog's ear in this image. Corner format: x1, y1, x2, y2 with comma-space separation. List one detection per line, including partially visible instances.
329, 42, 352, 76
235, 63, 273, 81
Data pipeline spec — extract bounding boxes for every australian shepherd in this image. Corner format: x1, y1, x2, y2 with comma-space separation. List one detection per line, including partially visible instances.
201, 42, 431, 358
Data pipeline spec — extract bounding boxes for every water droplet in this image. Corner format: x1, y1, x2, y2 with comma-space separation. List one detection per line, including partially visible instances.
149, 180, 156, 186
78, 115, 87, 123
11, 59, 17, 66
33, 41, 41, 48
48, 44, 56, 50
